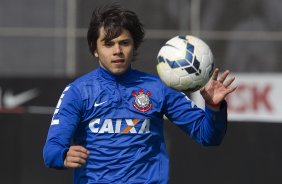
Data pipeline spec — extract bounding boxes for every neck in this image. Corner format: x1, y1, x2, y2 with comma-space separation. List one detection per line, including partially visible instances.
98, 66, 132, 81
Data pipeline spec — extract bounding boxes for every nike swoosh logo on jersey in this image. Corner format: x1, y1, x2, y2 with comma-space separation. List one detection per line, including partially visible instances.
94, 101, 107, 107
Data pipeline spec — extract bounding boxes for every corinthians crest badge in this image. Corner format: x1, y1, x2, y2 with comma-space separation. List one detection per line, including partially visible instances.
132, 88, 152, 112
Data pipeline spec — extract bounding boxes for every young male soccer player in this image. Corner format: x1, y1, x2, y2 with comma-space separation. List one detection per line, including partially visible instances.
43, 5, 236, 184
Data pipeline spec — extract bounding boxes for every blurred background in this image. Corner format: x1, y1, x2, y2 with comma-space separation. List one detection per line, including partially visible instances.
0, 0, 282, 183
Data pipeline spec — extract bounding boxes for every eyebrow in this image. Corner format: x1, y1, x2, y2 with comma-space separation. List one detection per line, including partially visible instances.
102, 37, 132, 43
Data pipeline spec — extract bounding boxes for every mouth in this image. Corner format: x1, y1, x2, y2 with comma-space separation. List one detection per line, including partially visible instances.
112, 59, 125, 64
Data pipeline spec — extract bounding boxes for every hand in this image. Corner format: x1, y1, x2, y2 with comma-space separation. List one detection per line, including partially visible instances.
64, 145, 89, 168
200, 68, 237, 108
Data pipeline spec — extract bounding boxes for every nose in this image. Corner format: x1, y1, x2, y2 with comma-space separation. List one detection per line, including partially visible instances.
113, 44, 122, 55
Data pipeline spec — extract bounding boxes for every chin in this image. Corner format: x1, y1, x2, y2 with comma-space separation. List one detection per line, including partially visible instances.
110, 69, 126, 75
111, 66, 131, 75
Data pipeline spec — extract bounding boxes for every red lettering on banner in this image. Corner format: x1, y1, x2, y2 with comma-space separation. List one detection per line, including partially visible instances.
252, 85, 272, 111
226, 84, 273, 113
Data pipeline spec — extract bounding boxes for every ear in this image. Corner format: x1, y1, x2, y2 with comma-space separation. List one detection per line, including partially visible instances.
94, 51, 98, 57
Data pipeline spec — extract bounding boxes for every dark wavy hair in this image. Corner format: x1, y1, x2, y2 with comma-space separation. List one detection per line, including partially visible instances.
87, 5, 145, 56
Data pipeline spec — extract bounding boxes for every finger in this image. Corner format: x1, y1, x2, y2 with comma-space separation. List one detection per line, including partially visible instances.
66, 156, 87, 165
67, 146, 89, 160
64, 155, 88, 168
211, 68, 219, 80
67, 150, 89, 159
67, 147, 89, 158
225, 86, 237, 96
65, 162, 83, 168
219, 70, 230, 83
69, 146, 90, 158
64, 158, 85, 168
223, 76, 235, 88
229, 86, 238, 93
70, 145, 89, 154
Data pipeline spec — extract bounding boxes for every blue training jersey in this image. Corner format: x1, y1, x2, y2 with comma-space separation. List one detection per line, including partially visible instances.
43, 66, 227, 184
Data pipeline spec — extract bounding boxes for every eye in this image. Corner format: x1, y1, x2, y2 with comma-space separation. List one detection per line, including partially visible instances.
120, 40, 131, 46
104, 42, 114, 47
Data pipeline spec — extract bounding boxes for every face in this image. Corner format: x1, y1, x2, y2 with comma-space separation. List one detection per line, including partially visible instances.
94, 27, 134, 75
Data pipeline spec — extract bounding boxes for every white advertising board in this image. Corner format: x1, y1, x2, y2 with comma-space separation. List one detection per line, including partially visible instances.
191, 73, 282, 123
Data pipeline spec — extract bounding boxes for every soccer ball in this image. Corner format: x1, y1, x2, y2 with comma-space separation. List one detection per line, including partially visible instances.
156, 35, 214, 92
